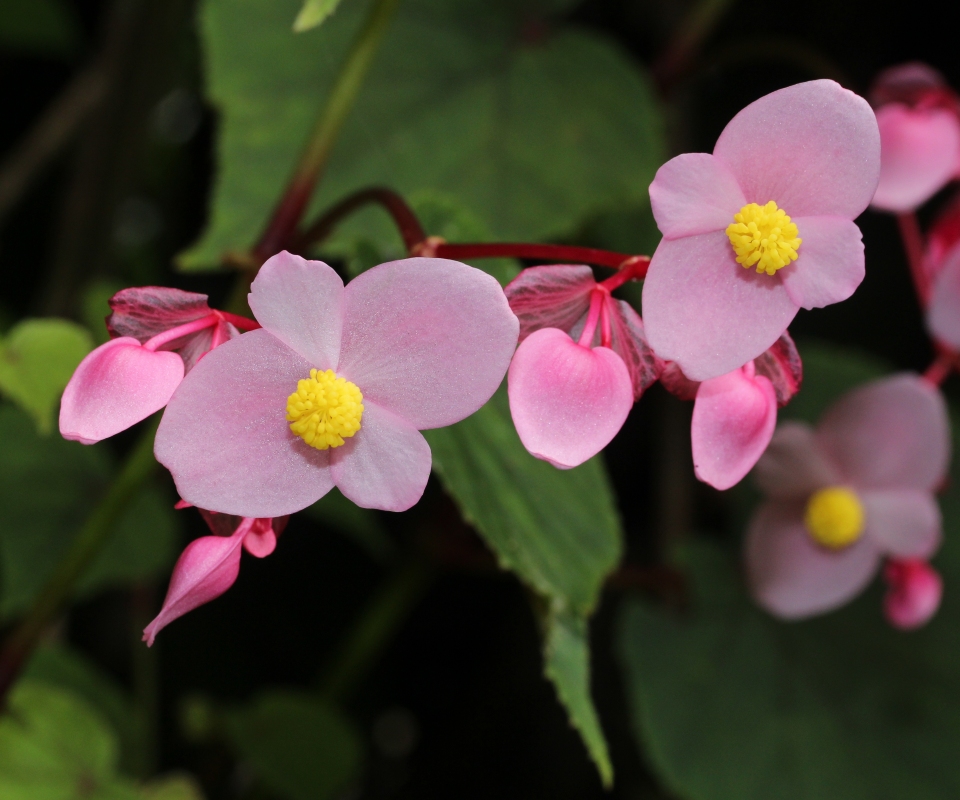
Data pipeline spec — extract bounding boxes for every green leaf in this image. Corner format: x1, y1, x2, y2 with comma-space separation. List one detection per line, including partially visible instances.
0, 0, 79, 56
0, 319, 93, 434
617, 346, 960, 800
292, 0, 343, 32
425, 386, 623, 617
0, 680, 140, 799
543, 611, 613, 787
181, 0, 664, 269
0, 405, 178, 619
223, 690, 362, 800
140, 774, 205, 800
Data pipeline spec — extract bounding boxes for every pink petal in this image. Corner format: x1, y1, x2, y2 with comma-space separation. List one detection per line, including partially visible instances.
691, 366, 777, 490
779, 216, 865, 310
142, 523, 248, 646
607, 298, 663, 400
871, 104, 960, 213
713, 80, 880, 219
927, 244, 960, 349
155, 329, 334, 518
649, 152, 746, 239
883, 559, 943, 630
753, 422, 841, 500
243, 518, 278, 557
60, 337, 184, 444
815, 373, 950, 491
745, 500, 881, 620
248, 251, 344, 369
871, 62, 948, 107
330, 400, 432, 511
107, 286, 212, 342
861, 489, 941, 558
641, 230, 799, 381
753, 332, 802, 407
507, 328, 633, 469
338, 258, 519, 429
504, 264, 595, 342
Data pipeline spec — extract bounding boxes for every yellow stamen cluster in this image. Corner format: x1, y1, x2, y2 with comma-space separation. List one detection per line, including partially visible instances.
726, 201, 802, 276
286, 369, 363, 450
804, 486, 865, 550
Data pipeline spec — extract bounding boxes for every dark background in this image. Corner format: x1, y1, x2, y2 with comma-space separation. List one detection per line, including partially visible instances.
1, 0, 953, 796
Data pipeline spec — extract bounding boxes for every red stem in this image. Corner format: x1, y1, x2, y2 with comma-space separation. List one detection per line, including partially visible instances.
923, 352, 956, 387
216, 310, 262, 331
897, 212, 931, 306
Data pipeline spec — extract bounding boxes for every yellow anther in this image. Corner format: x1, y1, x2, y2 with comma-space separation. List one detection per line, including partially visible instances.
286, 369, 363, 450
804, 486, 865, 550
726, 201, 802, 276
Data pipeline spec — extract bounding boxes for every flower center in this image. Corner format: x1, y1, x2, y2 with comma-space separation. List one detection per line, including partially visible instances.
804, 486, 865, 549
286, 369, 363, 450
726, 201, 802, 276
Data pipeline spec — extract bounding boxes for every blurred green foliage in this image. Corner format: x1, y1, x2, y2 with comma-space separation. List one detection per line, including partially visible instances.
292, 0, 344, 32
0, 0, 78, 56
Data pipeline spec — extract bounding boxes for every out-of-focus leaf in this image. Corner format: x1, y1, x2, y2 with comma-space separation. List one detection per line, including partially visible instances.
543, 611, 612, 787
0, 319, 93, 434
181, 0, 664, 269
616, 344, 960, 800
0, 0, 79, 56
0, 405, 178, 619
0, 680, 141, 799
82, 280, 125, 346
292, 0, 343, 31
425, 385, 621, 781
304, 487, 395, 562
426, 386, 622, 617
140, 774, 206, 800
223, 690, 362, 800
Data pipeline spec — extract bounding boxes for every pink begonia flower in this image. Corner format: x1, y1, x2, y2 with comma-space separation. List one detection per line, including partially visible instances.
60, 287, 259, 444
666, 333, 802, 490
503, 263, 660, 467
869, 63, 960, 213
154, 252, 519, 517
642, 80, 881, 381
142, 508, 287, 646
746, 373, 949, 624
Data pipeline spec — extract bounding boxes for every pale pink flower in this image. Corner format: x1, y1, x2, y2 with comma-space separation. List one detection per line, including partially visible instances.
154, 252, 519, 516
59, 287, 258, 444
142, 507, 286, 646
503, 264, 660, 468
869, 63, 960, 213
746, 373, 949, 624
642, 80, 881, 381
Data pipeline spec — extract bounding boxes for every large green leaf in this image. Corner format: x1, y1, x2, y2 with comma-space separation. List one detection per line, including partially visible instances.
0, 319, 93, 434
0, 680, 140, 799
181, 0, 664, 268
616, 344, 960, 799
0, 405, 178, 618
223, 690, 362, 800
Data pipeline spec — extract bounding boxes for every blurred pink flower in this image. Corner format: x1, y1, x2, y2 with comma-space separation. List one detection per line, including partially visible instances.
59, 287, 258, 444
746, 373, 949, 623
924, 194, 960, 349
504, 263, 660, 467
642, 80, 881, 381
154, 252, 519, 517
883, 558, 943, 630
143, 508, 287, 646
869, 63, 960, 213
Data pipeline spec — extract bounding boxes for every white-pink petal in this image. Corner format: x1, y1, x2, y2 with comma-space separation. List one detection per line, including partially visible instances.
861, 489, 941, 558
330, 400, 432, 511
60, 338, 184, 444
927, 243, 960, 349
248, 251, 344, 370
649, 152, 746, 239
155, 330, 335, 518
746, 500, 881, 620
337, 258, 519, 430
507, 328, 633, 469
713, 80, 881, 219
779, 216, 865, 310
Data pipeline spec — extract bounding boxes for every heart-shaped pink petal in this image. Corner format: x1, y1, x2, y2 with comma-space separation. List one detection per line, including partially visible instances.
507, 327, 633, 469
59, 337, 184, 444
691, 365, 777, 490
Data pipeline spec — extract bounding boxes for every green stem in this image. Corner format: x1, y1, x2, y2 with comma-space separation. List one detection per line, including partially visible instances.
254, 0, 401, 260
317, 558, 433, 703
0, 417, 161, 705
